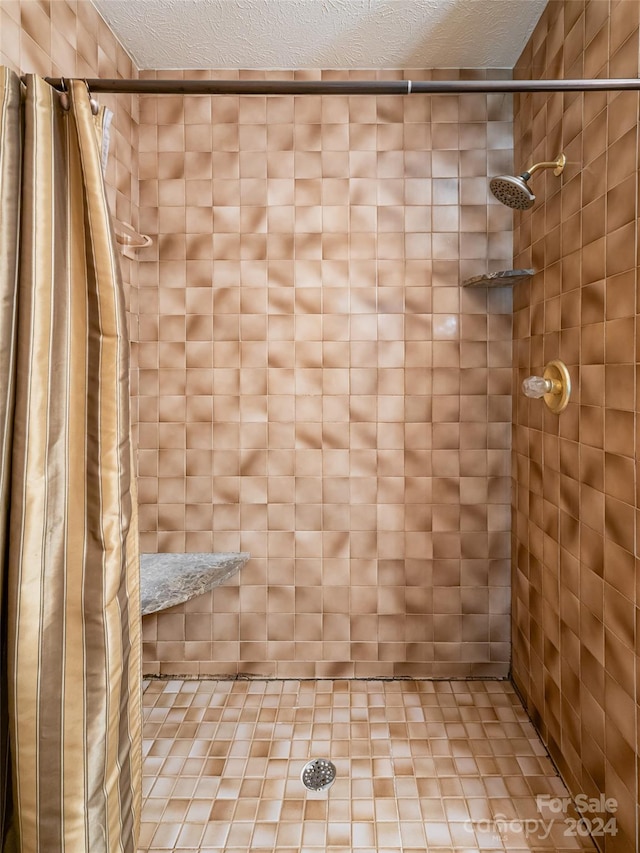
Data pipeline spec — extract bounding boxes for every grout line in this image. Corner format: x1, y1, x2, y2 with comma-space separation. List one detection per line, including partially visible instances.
143, 672, 512, 682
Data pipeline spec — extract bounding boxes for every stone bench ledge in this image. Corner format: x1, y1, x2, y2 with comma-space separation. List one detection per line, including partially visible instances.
140, 552, 250, 615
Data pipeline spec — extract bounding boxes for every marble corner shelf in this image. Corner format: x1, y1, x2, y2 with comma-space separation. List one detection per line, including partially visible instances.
462, 268, 534, 288
140, 552, 250, 616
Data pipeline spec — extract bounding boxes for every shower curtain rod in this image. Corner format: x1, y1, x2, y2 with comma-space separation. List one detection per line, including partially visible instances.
42, 77, 640, 95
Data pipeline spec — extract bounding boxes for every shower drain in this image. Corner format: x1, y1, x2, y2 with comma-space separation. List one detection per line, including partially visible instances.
301, 758, 336, 792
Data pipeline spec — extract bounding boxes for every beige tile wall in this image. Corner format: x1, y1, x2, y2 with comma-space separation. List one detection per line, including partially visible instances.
137, 69, 514, 678
512, 2, 639, 850
0, 0, 140, 431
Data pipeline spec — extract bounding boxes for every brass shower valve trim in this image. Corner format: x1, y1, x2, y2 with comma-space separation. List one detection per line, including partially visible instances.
522, 359, 571, 414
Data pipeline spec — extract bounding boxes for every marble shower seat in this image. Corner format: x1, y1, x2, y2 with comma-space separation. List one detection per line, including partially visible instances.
140, 552, 250, 615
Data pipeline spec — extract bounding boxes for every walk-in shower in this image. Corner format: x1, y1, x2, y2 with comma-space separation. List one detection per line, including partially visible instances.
6, 0, 640, 845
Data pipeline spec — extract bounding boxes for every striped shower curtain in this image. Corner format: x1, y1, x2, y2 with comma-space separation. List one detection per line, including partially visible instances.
0, 68, 141, 852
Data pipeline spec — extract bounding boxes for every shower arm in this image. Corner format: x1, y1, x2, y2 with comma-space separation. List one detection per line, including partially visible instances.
521, 154, 566, 180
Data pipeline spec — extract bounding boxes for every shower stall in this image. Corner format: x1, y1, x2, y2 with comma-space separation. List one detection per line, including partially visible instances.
1, 0, 639, 851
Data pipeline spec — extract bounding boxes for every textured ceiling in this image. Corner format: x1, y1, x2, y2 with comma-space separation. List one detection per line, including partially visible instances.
91, 0, 548, 70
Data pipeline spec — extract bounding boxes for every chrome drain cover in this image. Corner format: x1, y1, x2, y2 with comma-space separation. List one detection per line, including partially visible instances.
301, 758, 336, 791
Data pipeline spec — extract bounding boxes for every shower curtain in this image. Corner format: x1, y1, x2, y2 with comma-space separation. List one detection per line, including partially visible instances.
0, 68, 141, 852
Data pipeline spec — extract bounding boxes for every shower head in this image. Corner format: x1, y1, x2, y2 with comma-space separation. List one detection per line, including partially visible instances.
490, 153, 566, 210
490, 174, 536, 210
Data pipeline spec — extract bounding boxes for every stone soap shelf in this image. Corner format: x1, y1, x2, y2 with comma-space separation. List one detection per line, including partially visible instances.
462, 269, 534, 288
140, 552, 250, 615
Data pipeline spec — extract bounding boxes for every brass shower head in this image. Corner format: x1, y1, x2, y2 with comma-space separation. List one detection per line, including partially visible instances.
490, 153, 566, 209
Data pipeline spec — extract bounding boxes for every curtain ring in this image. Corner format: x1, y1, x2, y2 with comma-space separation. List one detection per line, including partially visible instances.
59, 77, 70, 111
84, 79, 100, 115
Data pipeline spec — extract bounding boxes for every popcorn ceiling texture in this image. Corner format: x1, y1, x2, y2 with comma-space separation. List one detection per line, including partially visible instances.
136, 68, 515, 679
91, 0, 548, 70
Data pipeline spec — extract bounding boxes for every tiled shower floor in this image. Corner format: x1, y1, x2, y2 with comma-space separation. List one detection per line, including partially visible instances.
139, 679, 595, 852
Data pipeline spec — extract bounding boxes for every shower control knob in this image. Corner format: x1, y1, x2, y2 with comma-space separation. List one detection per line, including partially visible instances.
522, 375, 554, 398
521, 360, 571, 414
